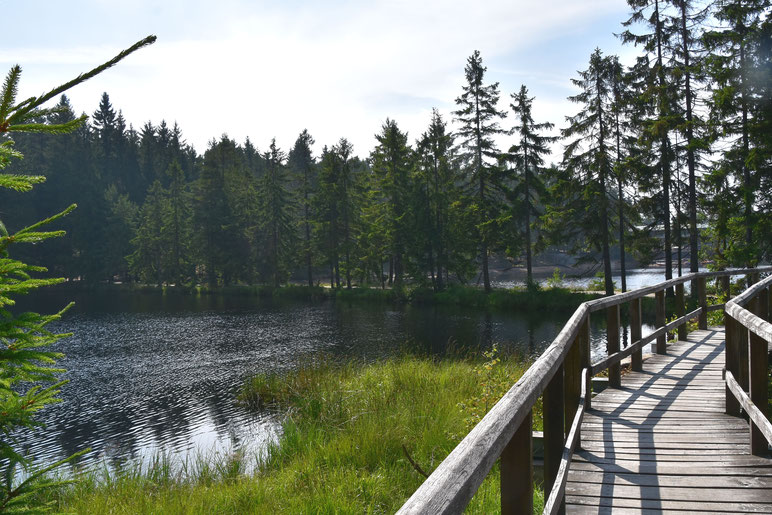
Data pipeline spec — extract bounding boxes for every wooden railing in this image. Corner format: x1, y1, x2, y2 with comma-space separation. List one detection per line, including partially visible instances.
397, 267, 772, 515
724, 272, 772, 455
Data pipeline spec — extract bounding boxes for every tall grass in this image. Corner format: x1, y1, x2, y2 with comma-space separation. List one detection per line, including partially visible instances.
48, 354, 543, 513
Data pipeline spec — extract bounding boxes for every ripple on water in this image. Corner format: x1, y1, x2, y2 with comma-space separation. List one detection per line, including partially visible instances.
14, 290, 652, 475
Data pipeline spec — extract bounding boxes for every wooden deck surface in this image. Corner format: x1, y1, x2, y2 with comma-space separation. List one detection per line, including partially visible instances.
566, 328, 772, 513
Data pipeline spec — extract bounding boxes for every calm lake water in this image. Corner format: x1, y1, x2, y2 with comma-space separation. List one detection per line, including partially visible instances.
16, 283, 658, 474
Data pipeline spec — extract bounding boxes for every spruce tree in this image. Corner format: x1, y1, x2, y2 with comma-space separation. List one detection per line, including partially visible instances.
507, 85, 557, 287
0, 35, 155, 512
258, 139, 296, 287
703, 0, 770, 266
288, 129, 316, 287
453, 50, 507, 293
315, 146, 342, 287
621, 0, 678, 287
415, 109, 457, 290
371, 119, 413, 289
557, 48, 617, 296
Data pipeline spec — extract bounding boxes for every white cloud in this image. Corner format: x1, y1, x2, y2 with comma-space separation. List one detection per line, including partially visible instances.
1, 0, 629, 159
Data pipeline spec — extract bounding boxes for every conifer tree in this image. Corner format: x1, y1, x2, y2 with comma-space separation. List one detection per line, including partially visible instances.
194, 136, 240, 286
507, 85, 557, 287
371, 119, 413, 289
288, 129, 316, 287
703, 0, 770, 266
334, 138, 358, 289
0, 35, 155, 512
621, 0, 678, 286
163, 159, 192, 285
315, 145, 342, 287
258, 139, 296, 287
415, 109, 457, 290
554, 48, 617, 295
670, 0, 709, 273
129, 180, 165, 285
453, 50, 508, 293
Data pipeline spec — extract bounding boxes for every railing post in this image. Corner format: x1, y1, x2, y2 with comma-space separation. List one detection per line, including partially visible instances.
656, 290, 667, 354
749, 291, 769, 456
606, 305, 621, 388
564, 331, 581, 437
676, 282, 686, 340
501, 412, 532, 514
724, 314, 741, 417
630, 297, 643, 372
543, 364, 565, 514
698, 276, 708, 329
580, 315, 591, 411
738, 312, 750, 394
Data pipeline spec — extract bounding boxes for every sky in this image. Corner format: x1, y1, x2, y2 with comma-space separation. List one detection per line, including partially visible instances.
1, 0, 639, 159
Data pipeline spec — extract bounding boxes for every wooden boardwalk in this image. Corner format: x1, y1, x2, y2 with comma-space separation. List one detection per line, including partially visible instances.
565, 328, 772, 513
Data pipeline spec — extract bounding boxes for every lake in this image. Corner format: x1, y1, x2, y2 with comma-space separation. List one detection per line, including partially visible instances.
15, 283, 658, 474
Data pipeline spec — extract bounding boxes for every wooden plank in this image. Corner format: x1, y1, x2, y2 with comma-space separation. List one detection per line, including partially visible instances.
567, 470, 772, 488
564, 482, 772, 503
569, 461, 772, 476
566, 494, 772, 512
579, 432, 748, 443
574, 454, 772, 467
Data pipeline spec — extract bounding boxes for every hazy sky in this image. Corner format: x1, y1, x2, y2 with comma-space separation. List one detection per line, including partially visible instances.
2, 0, 636, 159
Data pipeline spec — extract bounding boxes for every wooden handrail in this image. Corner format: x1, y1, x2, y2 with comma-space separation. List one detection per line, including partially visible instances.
398, 267, 771, 514
726, 371, 772, 445
590, 307, 701, 376
724, 273, 772, 456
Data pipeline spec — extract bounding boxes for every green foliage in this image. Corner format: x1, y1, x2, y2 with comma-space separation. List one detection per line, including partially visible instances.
0, 36, 155, 513
453, 50, 508, 293
589, 270, 617, 292
546, 267, 565, 289
45, 355, 538, 513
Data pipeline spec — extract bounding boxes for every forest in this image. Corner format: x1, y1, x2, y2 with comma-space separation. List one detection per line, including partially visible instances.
2, 0, 770, 297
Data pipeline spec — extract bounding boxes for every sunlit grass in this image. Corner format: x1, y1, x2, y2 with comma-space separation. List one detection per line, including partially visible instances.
47, 354, 544, 513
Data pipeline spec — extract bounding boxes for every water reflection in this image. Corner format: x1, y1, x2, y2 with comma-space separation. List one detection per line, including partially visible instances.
15, 288, 640, 474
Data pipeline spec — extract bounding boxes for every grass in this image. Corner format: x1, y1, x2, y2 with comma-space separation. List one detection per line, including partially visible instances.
45, 354, 544, 514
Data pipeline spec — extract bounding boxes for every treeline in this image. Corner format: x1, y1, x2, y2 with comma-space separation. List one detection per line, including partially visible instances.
2, 0, 770, 295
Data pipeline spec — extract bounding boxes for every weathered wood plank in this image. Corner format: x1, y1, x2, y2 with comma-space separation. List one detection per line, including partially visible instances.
565, 327, 772, 513
566, 494, 772, 513
564, 482, 772, 503
567, 469, 772, 488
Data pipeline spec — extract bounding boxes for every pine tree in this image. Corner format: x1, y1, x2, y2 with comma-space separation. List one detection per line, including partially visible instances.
453, 50, 508, 293
288, 129, 316, 287
129, 180, 165, 285
0, 35, 155, 511
415, 109, 457, 290
507, 85, 557, 287
556, 48, 618, 296
371, 119, 413, 289
194, 136, 239, 286
334, 138, 358, 289
258, 139, 296, 287
621, 0, 679, 287
703, 0, 770, 266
